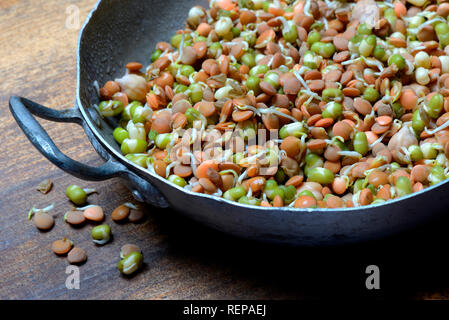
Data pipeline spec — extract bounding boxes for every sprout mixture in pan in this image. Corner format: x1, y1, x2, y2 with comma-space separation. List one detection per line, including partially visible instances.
96, 0, 449, 209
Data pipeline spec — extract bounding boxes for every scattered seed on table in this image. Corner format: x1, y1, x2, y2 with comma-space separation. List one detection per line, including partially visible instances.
111, 204, 130, 222
52, 238, 73, 255
33, 212, 54, 231
91, 224, 111, 245
65, 185, 96, 205
120, 244, 142, 259
64, 210, 86, 226
128, 209, 145, 223
67, 247, 87, 265
83, 205, 104, 222
36, 179, 53, 194
117, 251, 143, 275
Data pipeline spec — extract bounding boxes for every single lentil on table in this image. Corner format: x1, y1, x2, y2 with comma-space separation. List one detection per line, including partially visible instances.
36, 179, 53, 194
67, 247, 88, 265
52, 238, 73, 255
91, 224, 112, 245
120, 244, 142, 259
64, 210, 86, 226
65, 185, 96, 206
96, 0, 449, 208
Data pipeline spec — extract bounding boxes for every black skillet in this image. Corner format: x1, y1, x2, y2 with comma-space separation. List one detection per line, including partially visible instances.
9, 0, 449, 245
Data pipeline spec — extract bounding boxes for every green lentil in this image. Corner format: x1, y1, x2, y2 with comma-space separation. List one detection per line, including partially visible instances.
307, 167, 334, 185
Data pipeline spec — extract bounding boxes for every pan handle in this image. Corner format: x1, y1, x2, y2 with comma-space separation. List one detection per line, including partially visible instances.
9, 96, 169, 208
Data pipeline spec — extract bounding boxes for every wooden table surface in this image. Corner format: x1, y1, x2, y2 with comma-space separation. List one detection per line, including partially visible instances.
2, 0, 449, 300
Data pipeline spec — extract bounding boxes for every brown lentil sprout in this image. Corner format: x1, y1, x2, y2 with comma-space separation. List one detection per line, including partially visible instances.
34, 212, 54, 231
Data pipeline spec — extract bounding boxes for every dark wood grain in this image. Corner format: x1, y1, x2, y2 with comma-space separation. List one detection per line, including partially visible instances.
2, 0, 449, 300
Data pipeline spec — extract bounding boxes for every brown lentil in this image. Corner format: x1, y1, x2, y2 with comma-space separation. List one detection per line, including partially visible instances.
67, 247, 87, 265
112, 204, 131, 222
52, 238, 73, 255
34, 213, 54, 231
129, 210, 145, 223
120, 244, 142, 259
65, 211, 86, 226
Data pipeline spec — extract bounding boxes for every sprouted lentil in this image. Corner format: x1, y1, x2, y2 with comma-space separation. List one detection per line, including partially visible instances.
52, 238, 73, 255
117, 251, 143, 275
91, 224, 111, 245
65, 185, 97, 205
77, 205, 105, 222
28, 203, 55, 230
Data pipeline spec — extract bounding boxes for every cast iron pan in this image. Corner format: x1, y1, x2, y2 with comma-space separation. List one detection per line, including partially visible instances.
9, 0, 449, 245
